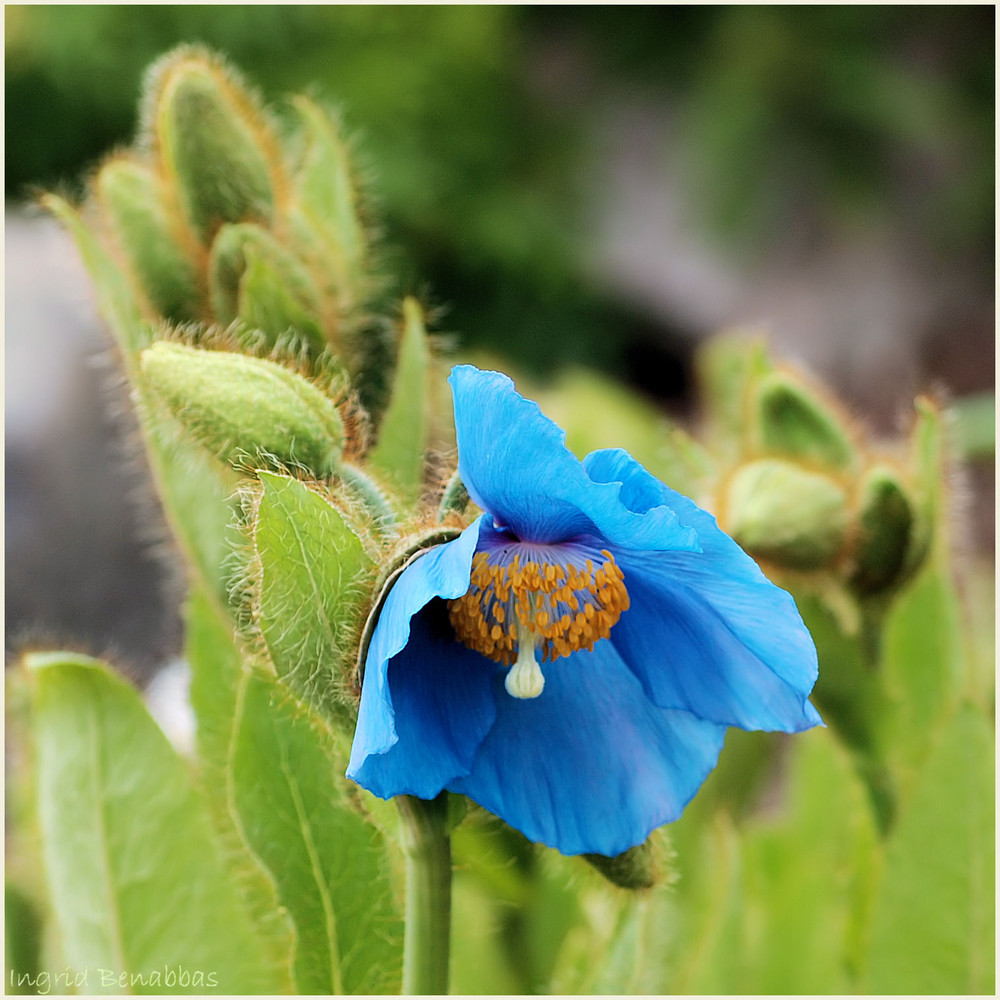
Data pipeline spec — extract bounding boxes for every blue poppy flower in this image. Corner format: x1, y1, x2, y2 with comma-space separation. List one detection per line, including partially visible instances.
348, 365, 822, 857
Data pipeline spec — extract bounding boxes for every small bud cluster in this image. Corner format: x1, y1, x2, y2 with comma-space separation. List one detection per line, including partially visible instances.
96, 46, 378, 362
62, 45, 455, 538
704, 338, 938, 613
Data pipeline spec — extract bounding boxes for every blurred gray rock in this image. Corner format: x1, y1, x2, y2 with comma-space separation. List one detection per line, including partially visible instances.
5, 206, 181, 681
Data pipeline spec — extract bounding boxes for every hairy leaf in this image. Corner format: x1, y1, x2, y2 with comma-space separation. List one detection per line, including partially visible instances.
187, 587, 402, 995
253, 471, 373, 727
232, 675, 403, 994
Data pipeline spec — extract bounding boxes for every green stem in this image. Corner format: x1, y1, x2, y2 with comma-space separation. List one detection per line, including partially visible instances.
397, 794, 452, 995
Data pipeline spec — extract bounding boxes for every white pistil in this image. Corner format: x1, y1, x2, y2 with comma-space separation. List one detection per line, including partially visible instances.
505, 622, 545, 699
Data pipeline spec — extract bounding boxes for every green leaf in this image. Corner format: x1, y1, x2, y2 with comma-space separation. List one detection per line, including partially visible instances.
143, 425, 240, 599
291, 95, 367, 291
655, 811, 744, 995
950, 391, 994, 460
865, 704, 994, 994
42, 195, 149, 365
184, 588, 297, 990
186, 587, 403, 995
253, 471, 374, 728
880, 396, 964, 786
45, 195, 241, 601
451, 820, 582, 995
645, 728, 878, 995
734, 728, 879, 994
554, 893, 649, 995
799, 595, 896, 832
26, 652, 284, 994
231, 675, 404, 994
904, 395, 948, 576
369, 297, 431, 495
5, 883, 44, 995
882, 562, 963, 784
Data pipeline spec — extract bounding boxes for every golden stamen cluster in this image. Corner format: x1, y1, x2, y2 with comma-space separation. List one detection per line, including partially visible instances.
448, 548, 630, 665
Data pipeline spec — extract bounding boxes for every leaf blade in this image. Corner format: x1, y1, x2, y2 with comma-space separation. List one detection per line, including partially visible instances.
254, 471, 374, 728
27, 652, 285, 994
229, 674, 404, 994
865, 703, 995, 995
369, 297, 430, 495
187, 585, 403, 996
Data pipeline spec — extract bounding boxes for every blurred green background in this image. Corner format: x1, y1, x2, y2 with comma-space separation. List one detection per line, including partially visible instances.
6, 4, 994, 385
5, 4, 994, 669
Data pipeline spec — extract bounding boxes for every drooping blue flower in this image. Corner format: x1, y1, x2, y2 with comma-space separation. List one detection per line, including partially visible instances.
348, 365, 822, 857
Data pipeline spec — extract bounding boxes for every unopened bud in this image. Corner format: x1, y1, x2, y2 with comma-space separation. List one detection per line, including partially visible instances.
757, 372, 855, 471
151, 50, 275, 240
140, 342, 344, 475
726, 459, 849, 569
208, 223, 325, 350
851, 464, 915, 595
96, 157, 202, 322
584, 839, 657, 890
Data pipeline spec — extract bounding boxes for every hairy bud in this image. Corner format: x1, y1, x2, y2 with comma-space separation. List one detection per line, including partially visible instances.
96, 157, 203, 322
140, 342, 344, 475
725, 459, 849, 569
756, 371, 856, 470
151, 51, 276, 240
291, 96, 367, 302
583, 839, 657, 890
851, 464, 916, 596
209, 222, 325, 350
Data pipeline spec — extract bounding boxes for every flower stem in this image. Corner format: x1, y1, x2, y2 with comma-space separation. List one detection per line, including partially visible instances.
397, 793, 452, 995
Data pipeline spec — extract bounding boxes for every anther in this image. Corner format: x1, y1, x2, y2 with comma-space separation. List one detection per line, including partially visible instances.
447, 544, 630, 683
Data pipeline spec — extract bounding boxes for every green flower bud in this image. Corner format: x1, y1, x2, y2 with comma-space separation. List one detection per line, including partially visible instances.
899, 396, 944, 579
208, 223, 325, 350
140, 342, 344, 475
851, 464, 915, 595
756, 371, 855, 470
584, 839, 657, 890
151, 51, 275, 241
338, 462, 399, 530
96, 157, 203, 322
725, 459, 849, 569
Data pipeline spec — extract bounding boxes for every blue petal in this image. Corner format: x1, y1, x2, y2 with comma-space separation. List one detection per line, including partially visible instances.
348, 603, 498, 800
449, 366, 699, 553
348, 517, 494, 793
447, 640, 728, 857
585, 449, 822, 732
